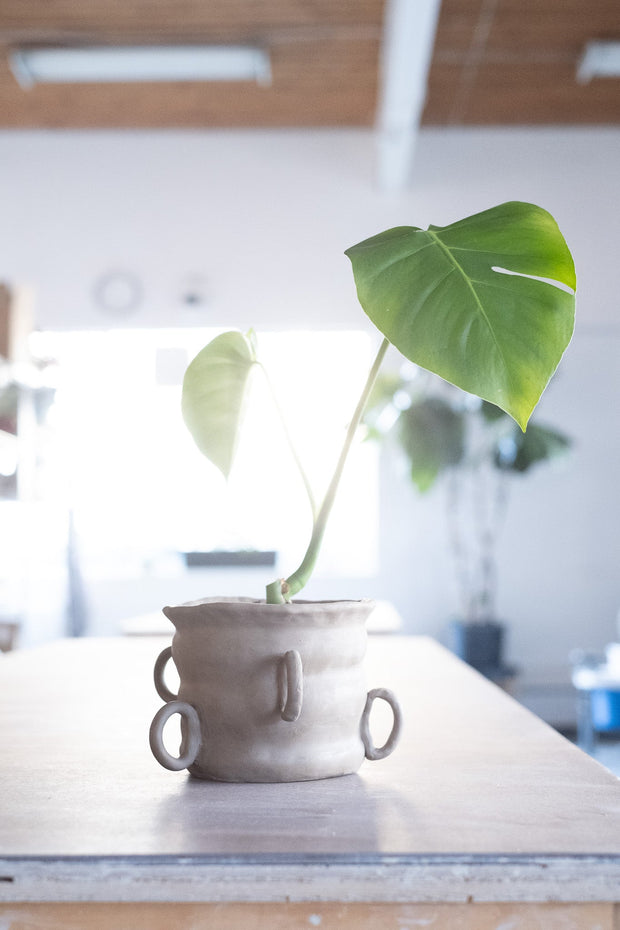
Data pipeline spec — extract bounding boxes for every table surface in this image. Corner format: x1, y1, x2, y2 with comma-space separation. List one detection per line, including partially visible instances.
2, 634, 620, 903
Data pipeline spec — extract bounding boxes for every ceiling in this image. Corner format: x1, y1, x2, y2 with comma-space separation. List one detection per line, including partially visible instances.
0, 0, 618, 130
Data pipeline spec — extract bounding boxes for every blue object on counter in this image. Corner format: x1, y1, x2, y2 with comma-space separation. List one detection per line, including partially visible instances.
590, 689, 620, 732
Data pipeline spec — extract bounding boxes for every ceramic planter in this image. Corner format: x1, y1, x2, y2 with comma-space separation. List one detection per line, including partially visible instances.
149, 597, 402, 783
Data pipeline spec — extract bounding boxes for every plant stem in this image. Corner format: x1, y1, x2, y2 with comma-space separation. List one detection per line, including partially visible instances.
266, 337, 391, 604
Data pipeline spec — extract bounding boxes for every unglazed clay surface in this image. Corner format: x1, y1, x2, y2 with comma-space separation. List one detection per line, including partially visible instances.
149, 598, 401, 782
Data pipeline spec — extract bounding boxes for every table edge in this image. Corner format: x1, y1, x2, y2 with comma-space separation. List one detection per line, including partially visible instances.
2, 852, 620, 904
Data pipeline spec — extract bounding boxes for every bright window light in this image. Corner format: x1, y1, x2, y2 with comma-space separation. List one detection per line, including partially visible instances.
31, 328, 379, 582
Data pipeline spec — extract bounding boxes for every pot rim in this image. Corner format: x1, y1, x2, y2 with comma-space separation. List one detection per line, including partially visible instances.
162, 597, 376, 626
170, 596, 374, 608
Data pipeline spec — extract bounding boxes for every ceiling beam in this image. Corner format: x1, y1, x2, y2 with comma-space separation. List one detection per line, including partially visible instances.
376, 0, 442, 191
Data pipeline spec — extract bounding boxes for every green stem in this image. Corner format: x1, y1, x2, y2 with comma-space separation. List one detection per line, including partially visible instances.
266, 336, 390, 604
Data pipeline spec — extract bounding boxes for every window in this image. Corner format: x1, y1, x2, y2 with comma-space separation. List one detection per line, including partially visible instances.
32, 328, 379, 583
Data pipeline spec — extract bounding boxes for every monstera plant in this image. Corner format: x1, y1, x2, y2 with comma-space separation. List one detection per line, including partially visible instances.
182, 202, 576, 605
364, 372, 571, 635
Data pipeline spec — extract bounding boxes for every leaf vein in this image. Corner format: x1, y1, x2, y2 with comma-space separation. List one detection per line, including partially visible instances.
427, 231, 508, 371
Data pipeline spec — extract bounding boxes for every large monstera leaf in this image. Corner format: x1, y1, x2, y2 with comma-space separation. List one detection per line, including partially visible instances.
345, 202, 576, 430
181, 330, 256, 478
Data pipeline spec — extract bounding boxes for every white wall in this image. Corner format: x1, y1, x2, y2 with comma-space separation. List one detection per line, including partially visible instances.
1, 127, 619, 723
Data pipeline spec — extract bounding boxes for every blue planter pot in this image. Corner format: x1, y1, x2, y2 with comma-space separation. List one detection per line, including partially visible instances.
446, 619, 517, 683
591, 689, 620, 731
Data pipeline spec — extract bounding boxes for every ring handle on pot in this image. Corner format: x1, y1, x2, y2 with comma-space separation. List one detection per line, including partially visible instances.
149, 700, 201, 771
361, 687, 403, 761
278, 649, 303, 722
153, 645, 177, 702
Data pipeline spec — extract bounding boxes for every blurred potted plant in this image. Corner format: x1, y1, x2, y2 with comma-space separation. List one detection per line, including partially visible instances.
364, 371, 571, 680
149, 201, 576, 781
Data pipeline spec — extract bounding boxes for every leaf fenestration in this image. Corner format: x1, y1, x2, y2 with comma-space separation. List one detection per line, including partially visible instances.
345, 202, 576, 430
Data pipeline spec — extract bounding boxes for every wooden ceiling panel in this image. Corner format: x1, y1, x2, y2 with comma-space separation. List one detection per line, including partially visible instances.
0, 0, 384, 39
430, 0, 486, 55
0, 0, 618, 128
485, 0, 620, 55
423, 0, 620, 125
426, 59, 620, 125
0, 36, 380, 129
421, 63, 463, 125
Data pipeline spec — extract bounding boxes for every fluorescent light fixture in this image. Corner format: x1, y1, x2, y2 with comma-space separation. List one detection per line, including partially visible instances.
9, 45, 272, 89
577, 40, 620, 83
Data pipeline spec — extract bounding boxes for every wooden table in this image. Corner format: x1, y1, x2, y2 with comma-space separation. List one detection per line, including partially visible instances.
1, 635, 620, 930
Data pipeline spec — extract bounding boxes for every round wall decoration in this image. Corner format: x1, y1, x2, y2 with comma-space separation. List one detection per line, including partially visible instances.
93, 271, 143, 315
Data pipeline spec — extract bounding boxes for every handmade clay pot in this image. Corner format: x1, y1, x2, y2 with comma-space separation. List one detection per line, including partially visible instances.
149, 597, 402, 783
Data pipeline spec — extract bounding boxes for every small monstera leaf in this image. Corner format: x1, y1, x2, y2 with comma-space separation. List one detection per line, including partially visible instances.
181, 330, 257, 479
345, 202, 576, 431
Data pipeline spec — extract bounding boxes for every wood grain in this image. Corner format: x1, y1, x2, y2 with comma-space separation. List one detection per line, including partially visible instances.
485, 0, 620, 54
0, 36, 380, 128
0, 0, 385, 35
0, 902, 615, 929
0, 0, 618, 127
425, 59, 620, 124
424, 0, 620, 126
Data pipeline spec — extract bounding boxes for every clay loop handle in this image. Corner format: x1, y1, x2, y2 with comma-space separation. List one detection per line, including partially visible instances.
279, 649, 303, 722
361, 687, 403, 761
149, 700, 201, 772
153, 645, 177, 702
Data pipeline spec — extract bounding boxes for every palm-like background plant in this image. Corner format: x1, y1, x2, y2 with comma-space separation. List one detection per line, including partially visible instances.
364, 368, 571, 622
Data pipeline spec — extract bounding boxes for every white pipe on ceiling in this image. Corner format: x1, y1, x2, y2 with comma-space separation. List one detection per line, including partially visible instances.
376, 0, 443, 191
